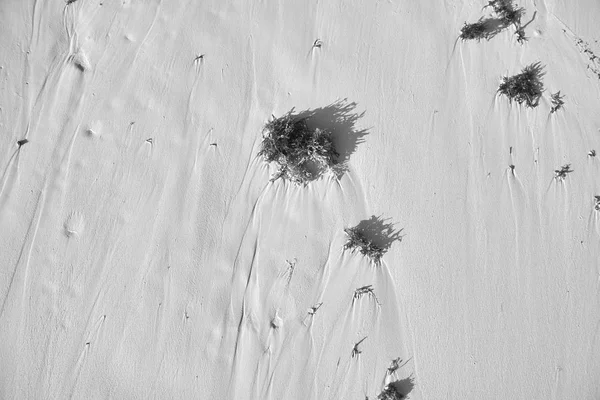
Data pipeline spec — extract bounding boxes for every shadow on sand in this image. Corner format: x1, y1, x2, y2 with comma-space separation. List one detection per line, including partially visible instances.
295, 99, 369, 179
390, 376, 415, 398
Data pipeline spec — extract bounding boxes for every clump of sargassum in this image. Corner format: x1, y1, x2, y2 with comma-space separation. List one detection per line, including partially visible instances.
498, 62, 544, 108
344, 226, 385, 264
259, 109, 338, 185
377, 384, 406, 400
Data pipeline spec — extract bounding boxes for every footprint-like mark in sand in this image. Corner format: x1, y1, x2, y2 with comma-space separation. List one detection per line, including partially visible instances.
70, 49, 91, 72
85, 121, 103, 138
64, 211, 84, 238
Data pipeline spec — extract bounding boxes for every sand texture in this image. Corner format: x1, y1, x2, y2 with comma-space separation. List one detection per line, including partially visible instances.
1, 0, 600, 398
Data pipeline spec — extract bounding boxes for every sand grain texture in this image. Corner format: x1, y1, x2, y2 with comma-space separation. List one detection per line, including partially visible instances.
1, 0, 600, 399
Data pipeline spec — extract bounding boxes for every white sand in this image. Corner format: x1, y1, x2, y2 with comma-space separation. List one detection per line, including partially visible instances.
1, 0, 600, 398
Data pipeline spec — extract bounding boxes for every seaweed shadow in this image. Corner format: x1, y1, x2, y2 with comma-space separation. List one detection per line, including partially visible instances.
389, 376, 415, 398
479, 17, 506, 39
295, 99, 369, 178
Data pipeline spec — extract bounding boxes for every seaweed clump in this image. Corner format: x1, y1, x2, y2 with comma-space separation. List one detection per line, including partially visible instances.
550, 91, 565, 113
460, 0, 527, 42
486, 0, 524, 26
259, 109, 339, 185
498, 62, 545, 108
344, 226, 385, 264
460, 20, 489, 41
377, 384, 406, 400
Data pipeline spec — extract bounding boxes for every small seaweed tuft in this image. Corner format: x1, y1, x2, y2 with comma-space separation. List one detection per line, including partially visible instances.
353, 285, 381, 305
344, 226, 385, 264
343, 216, 403, 264
554, 164, 573, 180
515, 26, 528, 43
352, 336, 368, 358
550, 91, 565, 113
498, 62, 544, 108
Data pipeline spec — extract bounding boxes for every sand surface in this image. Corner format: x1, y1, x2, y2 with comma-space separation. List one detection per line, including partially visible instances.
1, 0, 600, 398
